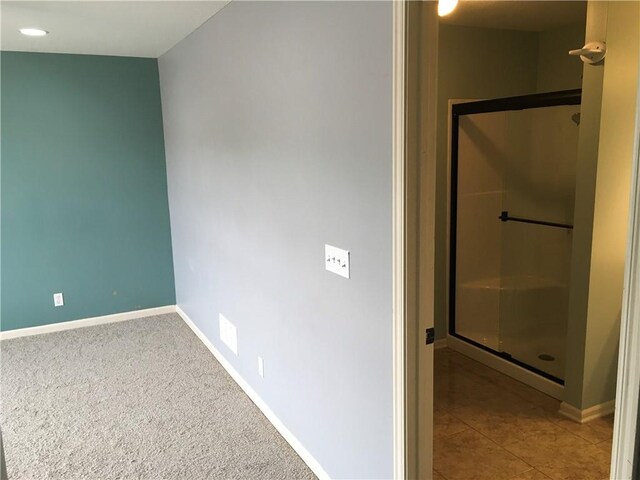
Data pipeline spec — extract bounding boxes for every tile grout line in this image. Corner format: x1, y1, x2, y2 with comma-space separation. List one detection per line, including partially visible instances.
436, 354, 545, 477
433, 467, 449, 480
443, 350, 553, 409
434, 349, 613, 479
436, 409, 538, 474
463, 420, 538, 473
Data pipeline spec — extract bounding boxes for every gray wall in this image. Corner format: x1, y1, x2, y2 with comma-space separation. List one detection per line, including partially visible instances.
158, 2, 393, 478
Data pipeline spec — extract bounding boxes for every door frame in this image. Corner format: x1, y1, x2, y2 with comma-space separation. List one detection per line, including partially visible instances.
391, 0, 407, 476
610, 60, 640, 479
392, 1, 438, 478
393, 2, 640, 479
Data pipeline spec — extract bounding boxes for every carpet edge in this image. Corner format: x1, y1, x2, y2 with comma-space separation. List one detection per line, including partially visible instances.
0, 306, 176, 340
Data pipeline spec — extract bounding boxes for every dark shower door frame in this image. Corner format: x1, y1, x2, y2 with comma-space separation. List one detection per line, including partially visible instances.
448, 89, 582, 386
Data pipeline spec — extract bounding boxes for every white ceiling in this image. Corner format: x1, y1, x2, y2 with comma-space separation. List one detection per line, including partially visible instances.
0, 1, 229, 58
440, 1, 587, 32
0, 0, 588, 58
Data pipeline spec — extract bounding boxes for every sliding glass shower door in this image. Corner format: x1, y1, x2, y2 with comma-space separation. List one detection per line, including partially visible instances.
450, 91, 581, 383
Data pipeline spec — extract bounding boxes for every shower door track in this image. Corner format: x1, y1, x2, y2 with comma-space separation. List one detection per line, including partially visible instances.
448, 89, 582, 388
448, 332, 566, 385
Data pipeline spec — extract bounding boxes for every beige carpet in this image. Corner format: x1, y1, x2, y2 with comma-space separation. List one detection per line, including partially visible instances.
0, 314, 316, 479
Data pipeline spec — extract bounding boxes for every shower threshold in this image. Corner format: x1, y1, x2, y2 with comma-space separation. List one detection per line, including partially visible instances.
445, 334, 564, 400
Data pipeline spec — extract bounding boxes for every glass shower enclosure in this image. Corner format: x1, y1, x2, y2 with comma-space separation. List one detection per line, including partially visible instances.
449, 90, 581, 384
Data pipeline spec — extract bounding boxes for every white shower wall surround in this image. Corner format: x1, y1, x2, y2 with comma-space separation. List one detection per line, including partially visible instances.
158, 2, 394, 479
458, 276, 569, 380
454, 103, 580, 382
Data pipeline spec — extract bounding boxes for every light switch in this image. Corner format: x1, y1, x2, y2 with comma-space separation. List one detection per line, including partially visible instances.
325, 244, 350, 279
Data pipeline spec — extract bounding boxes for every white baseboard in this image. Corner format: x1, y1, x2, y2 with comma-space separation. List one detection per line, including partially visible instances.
175, 306, 330, 480
0, 305, 176, 341
446, 334, 564, 400
559, 400, 616, 424
433, 338, 448, 350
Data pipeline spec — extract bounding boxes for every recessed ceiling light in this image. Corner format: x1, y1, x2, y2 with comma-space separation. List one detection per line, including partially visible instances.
19, 28, 49, 37
438, 0, 459, 17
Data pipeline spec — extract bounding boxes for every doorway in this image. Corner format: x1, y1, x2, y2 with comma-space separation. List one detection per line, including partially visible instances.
396, 1, 640, 479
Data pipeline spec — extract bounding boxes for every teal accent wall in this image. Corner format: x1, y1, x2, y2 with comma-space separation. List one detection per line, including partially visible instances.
1, 52, 176, 331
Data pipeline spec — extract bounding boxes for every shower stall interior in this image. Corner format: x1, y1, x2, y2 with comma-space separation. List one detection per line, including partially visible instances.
449, 90, 581, 386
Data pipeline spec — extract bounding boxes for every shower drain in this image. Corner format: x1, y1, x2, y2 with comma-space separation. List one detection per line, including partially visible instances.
538, 353, 555, 362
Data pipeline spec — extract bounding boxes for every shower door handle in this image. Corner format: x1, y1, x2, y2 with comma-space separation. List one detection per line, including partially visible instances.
499, 211, 573, 230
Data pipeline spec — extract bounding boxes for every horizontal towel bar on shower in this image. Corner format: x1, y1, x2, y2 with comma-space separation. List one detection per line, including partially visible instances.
499, 211, 574, 230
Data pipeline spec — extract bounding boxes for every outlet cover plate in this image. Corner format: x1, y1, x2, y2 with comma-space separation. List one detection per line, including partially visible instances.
258, 357, 264, 378
53, 293, 64, 307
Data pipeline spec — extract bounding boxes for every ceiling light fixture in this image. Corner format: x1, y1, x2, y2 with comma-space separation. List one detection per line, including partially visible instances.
19, 28, 49, 37
438, 0, 459, 17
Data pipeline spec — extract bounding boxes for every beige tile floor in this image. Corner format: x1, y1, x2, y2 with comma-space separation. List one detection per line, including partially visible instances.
434, 348, 614, 480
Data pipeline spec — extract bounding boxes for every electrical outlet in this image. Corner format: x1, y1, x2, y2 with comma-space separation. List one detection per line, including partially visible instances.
53, 292, 64, 307
219, 313, 238, 355
258, 357, 264, 378
325, 244, 350, 279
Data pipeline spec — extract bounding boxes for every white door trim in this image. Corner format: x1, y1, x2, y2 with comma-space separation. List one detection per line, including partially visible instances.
397, 2, 439, 478
400, 4, 640, 480
610, 57, 640, 480
392, 0, 407, 478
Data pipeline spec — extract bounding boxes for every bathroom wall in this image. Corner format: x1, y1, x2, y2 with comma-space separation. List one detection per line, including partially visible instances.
158, 2, 393, 478
1, 52, 176, 331
566, 0, 640, 410
536, 23, 586, 92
